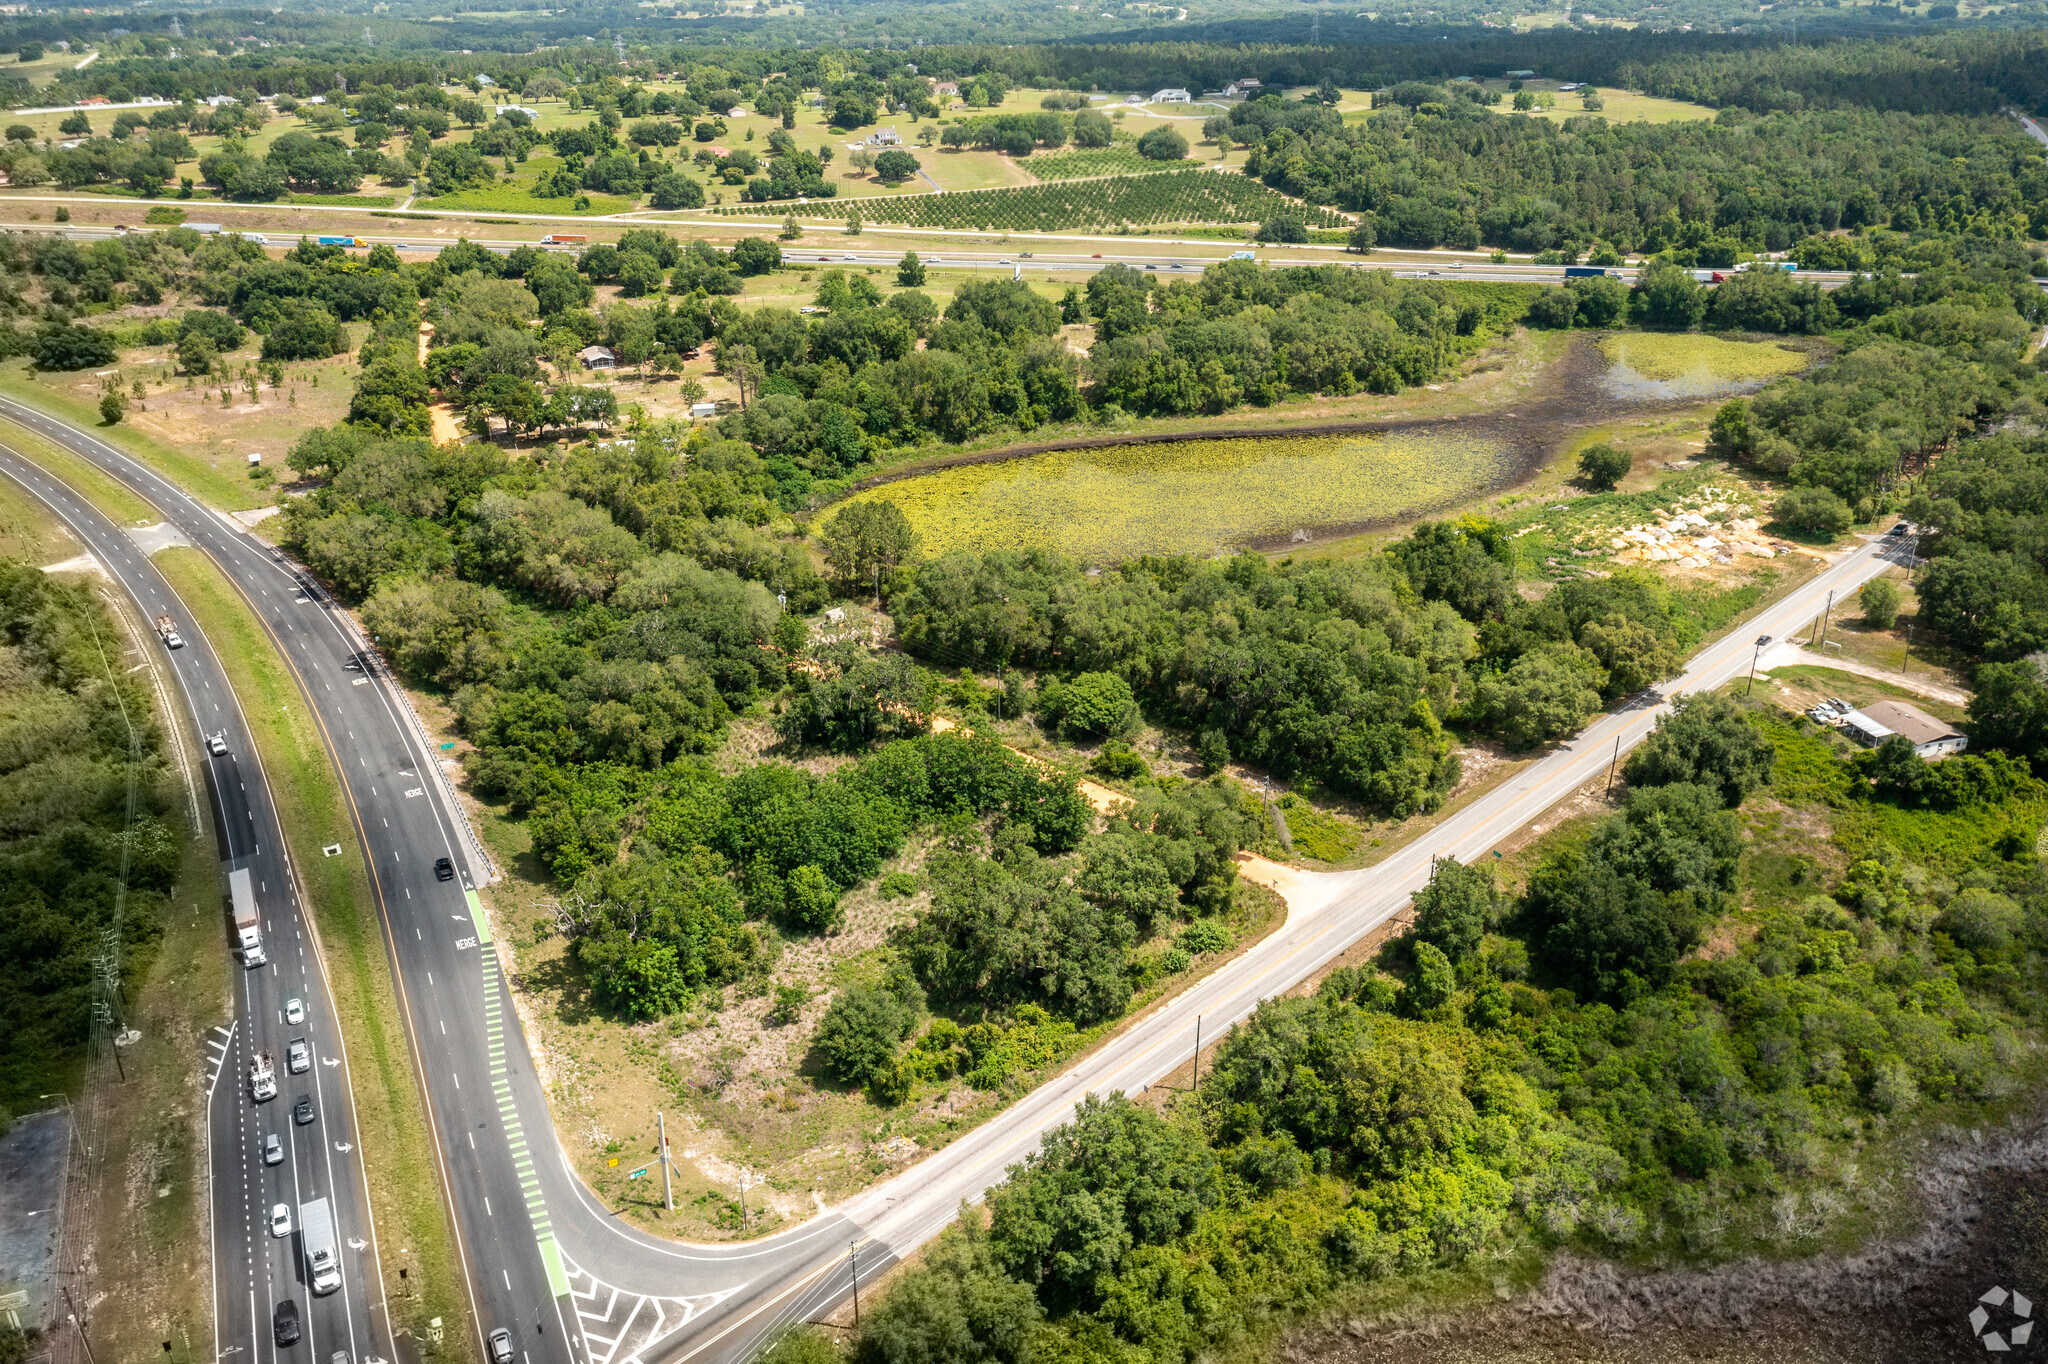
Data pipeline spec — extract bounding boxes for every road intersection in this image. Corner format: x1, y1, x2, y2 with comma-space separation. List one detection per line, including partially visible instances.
0, 395, 1912, 1364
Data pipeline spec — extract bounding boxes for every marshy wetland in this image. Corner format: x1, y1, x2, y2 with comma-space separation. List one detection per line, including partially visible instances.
844, 334, 1819, 563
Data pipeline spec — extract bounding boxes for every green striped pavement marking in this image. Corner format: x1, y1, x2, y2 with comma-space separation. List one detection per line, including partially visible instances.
467, 888, 490, 945
538, 1235, 570, 1296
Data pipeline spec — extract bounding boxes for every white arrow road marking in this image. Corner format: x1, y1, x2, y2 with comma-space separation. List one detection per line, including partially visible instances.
347, 1238, 368, 1251
334, 1141, 353, 1153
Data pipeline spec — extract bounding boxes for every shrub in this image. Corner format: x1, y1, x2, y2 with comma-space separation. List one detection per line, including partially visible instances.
98, 391, 125, 425
1038, 671, 1139, 739
1135, 126, 1189, 161
784, 863, 844, 932
1525, 289, 1577, 329
1577, 443, 1632, 491
1410, 857, 1496, 964
1773, 485, 1854, 537
30, 323, 115, 371
767, 985, 808, 1026
1623, 692, 1775, 807
812, 982, 917, 1089
1860, 576, 1902, 629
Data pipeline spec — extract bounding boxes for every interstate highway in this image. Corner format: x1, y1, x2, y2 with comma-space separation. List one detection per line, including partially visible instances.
0, 217, 1870, 288
0, 450, 389, 1364
0, 405, 574, 1364
0, 384, 1917, 1363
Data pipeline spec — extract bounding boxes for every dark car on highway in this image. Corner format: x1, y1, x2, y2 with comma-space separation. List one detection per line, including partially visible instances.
293, 1094, 316, 1125
275, 1301, 301, 1347
435, 857, 455, 881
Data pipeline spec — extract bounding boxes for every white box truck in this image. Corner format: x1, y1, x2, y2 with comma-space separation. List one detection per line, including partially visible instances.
299, 1197, 342, 1296
229, 867, 265, 966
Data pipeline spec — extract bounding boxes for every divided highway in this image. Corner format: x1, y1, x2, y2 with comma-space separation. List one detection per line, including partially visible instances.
0, 396, 1914, 1364
0, 451, 389, 1364
0, 408, 575, 1364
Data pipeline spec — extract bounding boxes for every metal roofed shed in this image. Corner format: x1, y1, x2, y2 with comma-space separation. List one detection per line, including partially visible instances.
1839, 700, 1968, 758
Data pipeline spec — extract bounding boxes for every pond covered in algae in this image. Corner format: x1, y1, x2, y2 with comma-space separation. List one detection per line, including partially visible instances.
848, 429, 1514, 563
1597, 332, 1811, 400
848, 335, 1816, 565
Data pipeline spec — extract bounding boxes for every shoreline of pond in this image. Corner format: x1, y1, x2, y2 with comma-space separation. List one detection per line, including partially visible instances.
822, 336, 1805, 562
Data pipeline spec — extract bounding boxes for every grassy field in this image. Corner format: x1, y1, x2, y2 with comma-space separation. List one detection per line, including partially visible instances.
419, 150, 640, 215
1, 48, 96, 87
1760, 662, 1970, 724
849, 429, 1515, 564
0, 363, 288, 512
151, 544, 471, 1360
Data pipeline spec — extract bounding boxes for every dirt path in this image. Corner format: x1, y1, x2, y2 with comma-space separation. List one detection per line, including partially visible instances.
417, 320, 466, 445
1231, 851, 1366, 919
1761, 640, 1969, 706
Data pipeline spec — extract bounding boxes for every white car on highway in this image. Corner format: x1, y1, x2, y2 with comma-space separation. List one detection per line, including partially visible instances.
270, 1203, 292, 1238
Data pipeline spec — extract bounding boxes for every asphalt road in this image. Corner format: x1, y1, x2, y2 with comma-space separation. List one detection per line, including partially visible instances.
0, 407, 575, 1364
0, 396, 1912, 1364
0, 450, 390, 1364
0, 219, 1880, 289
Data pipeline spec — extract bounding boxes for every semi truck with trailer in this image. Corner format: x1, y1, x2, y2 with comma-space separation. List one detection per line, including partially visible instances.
229, 867, 266, 966
299, 1197, 342, 1296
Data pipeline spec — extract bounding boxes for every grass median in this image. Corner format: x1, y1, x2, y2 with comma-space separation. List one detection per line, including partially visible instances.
151, 543, 470, 1360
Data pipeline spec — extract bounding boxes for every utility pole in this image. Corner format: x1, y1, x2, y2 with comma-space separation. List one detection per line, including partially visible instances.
849, 1241, 861, 1327
738, 1169, 747, 1231
657, 1111, 672, 1212
1604, 732, 1621, 796
1747, 635, 1772, 696
1813, 590, 1834, 648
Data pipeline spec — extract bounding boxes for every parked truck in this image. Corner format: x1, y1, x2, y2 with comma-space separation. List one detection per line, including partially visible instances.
155, 614, 184, 649
250, 1049, 278, 1101
299, 1197, 342, 1296
230, 866, 265, 966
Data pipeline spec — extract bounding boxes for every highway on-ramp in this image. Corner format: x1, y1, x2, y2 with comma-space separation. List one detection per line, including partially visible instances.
0, 450, 390, 1364
0, 396, 1912, 1364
